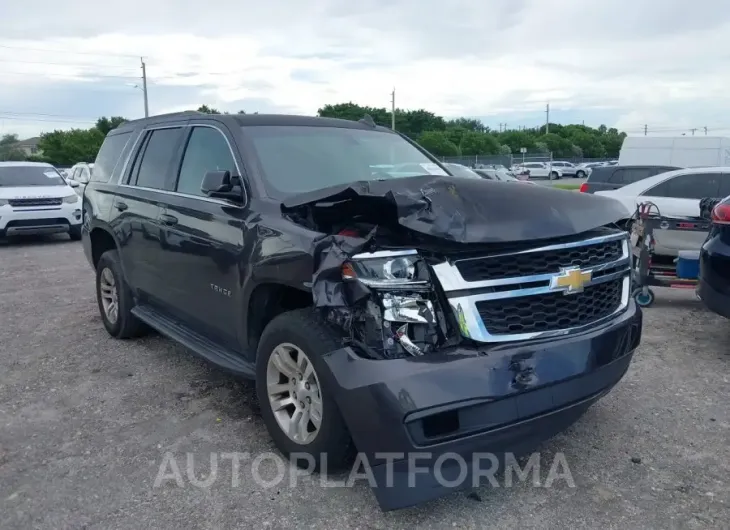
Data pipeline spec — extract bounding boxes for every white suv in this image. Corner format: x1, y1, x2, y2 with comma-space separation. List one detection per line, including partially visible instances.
0, 162, 83, 240
66, 162, 94, 196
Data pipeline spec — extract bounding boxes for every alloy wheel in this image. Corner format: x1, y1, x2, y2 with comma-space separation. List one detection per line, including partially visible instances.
99, 267, 119, 324
266, 342, 323, 445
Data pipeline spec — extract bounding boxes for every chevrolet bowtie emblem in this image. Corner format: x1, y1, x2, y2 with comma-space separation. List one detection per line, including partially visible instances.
550, 267, 592, 295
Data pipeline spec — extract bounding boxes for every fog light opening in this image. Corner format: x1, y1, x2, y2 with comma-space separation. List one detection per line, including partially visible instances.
422, 410, 460, 439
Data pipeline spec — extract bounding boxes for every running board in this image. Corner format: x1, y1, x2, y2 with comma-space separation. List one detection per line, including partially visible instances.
131, 305, 256, 379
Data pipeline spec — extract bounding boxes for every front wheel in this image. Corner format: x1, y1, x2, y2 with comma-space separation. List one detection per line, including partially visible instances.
576, 170, 586, 178
69, 225, 82, 241
256, 309, 355, 472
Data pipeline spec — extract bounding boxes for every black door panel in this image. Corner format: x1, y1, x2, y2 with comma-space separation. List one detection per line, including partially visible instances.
157, 194, 246, 350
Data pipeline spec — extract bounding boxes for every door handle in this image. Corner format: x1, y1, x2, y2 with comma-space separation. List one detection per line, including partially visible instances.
114, 200, 128, 211
160, 213, 178, 225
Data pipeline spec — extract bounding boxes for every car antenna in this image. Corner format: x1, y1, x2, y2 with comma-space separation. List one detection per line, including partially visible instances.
359, 114, 377, 128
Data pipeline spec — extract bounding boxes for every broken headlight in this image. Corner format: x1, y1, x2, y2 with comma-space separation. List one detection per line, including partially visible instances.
341, 250, 448, 357
341, 250, 430, 290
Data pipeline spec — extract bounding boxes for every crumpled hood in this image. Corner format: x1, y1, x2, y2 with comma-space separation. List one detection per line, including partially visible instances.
282, 174, 628, 243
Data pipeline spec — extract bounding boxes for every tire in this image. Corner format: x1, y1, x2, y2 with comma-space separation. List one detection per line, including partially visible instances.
632, 287, 655, 307
576, 170, 586, 178
256, 309, 355, 472
549, 171, 559, 180
96, 250, 145, 338
69, 225, 82, 241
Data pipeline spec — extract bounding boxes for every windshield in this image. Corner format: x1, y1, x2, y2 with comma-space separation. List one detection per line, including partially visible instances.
0, 166, 65, 187
242, 125, 448, 197
495, 171, 519, 182
444, 163, 482, 179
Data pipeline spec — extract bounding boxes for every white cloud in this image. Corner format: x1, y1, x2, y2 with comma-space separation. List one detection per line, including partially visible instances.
2, 0, 730, 137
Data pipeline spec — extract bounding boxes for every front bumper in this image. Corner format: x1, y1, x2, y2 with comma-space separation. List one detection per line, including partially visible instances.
322, 301, 642, 510
0, 203, 82, 236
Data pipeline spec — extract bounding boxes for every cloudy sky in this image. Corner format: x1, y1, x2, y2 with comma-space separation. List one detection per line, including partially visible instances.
2, 0, 728, 139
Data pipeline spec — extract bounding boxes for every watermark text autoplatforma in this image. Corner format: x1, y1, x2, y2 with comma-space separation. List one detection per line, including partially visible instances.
153, 451, 575, 490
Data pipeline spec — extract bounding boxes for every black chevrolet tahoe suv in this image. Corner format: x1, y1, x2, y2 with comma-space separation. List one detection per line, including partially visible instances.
82, 111, 642, 510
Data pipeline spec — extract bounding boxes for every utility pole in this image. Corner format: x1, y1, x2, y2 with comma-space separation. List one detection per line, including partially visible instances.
390, 88, 395, 130
545, 102, 550, 135
644, 124, 647, 136
141, 57, 149, 118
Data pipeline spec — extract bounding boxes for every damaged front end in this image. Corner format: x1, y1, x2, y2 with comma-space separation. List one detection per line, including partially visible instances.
312, 235, 460, 360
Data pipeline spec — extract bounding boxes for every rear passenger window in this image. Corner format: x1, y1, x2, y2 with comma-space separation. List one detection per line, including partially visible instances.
92, 132, 131, 183
176, 127, 237, 196
132, 128, 182, 189
608, 169, 626, 183
646, 173, 721, 199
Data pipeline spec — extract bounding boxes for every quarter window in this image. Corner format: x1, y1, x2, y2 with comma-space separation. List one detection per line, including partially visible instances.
92, 132, 131, 183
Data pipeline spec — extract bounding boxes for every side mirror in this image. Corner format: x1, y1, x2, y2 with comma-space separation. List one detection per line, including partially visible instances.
201, 170, 244, 203
68, 179, 80, 188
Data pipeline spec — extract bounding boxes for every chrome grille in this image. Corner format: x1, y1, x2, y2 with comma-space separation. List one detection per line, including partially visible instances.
432, 231, 631, 343
9, 197, 62, 207
476, 278, 623, 335
456, 239, 623, 281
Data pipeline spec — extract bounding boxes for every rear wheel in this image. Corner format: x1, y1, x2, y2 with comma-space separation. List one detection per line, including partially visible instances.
96, 250, 145, 338
576, 170, 586, 178
256, 309, 354, 472
549, 171, 559, 180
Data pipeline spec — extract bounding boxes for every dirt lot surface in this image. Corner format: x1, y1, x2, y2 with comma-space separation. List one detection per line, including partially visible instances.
1, 236, 728, 529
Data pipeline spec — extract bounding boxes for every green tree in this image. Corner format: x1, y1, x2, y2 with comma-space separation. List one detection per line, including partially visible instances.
417, 131, 459, 156
37, 128, 105, 166
95, 116, 127, 136
197, 105, 221, 114
0, 134, 27, 161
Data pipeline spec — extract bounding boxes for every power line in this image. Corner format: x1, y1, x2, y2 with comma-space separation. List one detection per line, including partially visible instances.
0, 43, 142, 59
0, 115, 96, 124
0, 57, 139, 71
0, 110, 100, 119
3, 70, 141, 80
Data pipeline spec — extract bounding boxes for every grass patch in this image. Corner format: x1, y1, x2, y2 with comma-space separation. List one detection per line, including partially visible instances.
552, 183, 581, 190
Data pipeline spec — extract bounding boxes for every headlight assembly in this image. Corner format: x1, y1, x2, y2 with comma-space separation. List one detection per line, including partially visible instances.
341, 250, 430, 289
62, 194, 79, 204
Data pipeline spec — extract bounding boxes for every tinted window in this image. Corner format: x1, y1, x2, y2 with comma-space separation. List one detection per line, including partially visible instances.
176, 127, 237, 196
716, 174, 730, 198
444, 163, 481, 179
645, 173, 721, 199
132, 128, 182, 189
609, 168, 649, 184
0, 166, 65, 187
92, 132, 131, 183
243, 125, 440, 197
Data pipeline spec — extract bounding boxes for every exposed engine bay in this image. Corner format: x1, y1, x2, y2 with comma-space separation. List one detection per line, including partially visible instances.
281, 174, 629, 360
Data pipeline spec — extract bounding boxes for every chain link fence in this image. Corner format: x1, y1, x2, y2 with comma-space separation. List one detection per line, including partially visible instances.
438, 153, 615, 168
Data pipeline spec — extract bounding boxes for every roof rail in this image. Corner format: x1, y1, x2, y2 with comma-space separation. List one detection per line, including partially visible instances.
119, 110, 204, 126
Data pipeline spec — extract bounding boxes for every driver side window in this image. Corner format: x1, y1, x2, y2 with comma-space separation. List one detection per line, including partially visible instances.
176, 126, 237, 197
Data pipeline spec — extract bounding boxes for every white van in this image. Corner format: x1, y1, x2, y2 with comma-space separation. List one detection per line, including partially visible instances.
618, 136, 730, 168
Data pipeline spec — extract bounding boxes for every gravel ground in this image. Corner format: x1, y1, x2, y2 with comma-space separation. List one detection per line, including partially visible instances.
1, 236, 728, 530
